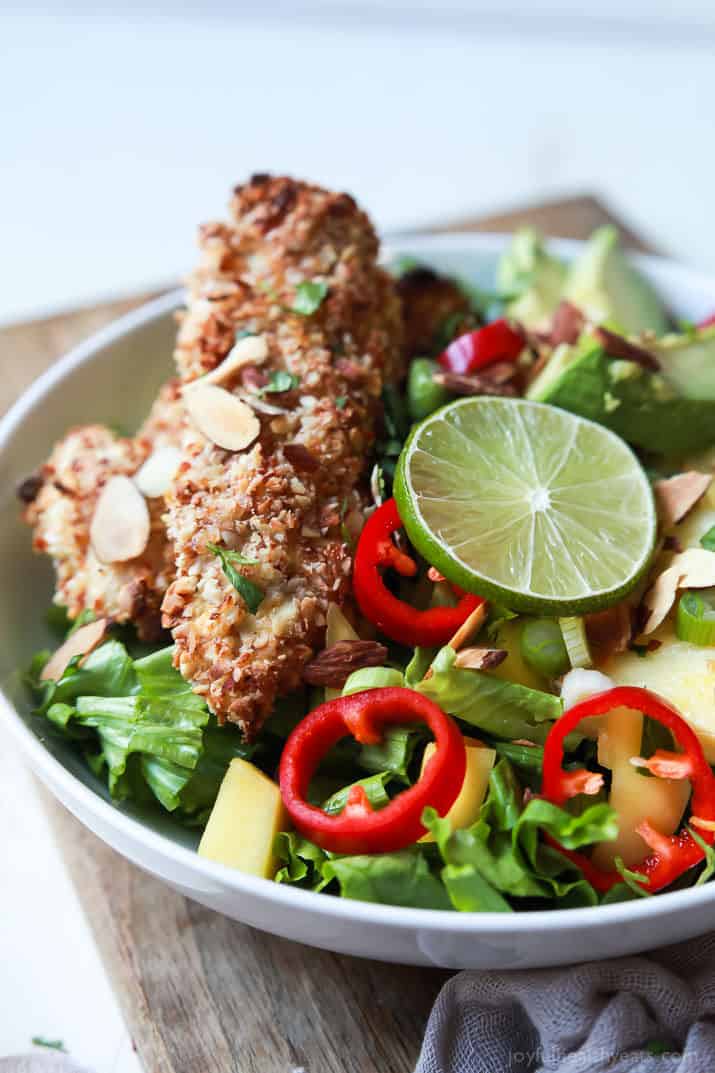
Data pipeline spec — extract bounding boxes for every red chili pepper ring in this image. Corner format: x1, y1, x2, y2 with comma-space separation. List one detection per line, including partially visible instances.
541, 686, 715, 893
279, 687, 467, 855
353, 498, 483, 647
438, 318, 525, 375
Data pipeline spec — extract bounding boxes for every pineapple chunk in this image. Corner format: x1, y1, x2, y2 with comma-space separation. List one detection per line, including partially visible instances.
604, 623, 715, 761
325, 603, 360, 701
489, 619, 547, 691
592, 706, 689, 869
198, 759, 287, 878
604, 483, 715, 759
419, 736, 496, 841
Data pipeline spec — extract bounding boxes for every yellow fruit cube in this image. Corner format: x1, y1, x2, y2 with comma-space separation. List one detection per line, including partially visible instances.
419, 736, 495, 841
198, 758, 287, 878
592, 706, 689, 870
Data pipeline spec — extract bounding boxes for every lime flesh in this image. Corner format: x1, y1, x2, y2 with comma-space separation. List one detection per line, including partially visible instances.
394, 397, 656, 615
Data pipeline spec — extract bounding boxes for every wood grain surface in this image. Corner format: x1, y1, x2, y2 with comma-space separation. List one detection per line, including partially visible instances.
2, 194, 653, 1073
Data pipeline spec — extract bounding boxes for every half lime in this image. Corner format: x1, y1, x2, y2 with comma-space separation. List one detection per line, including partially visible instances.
394, 397, 656, 614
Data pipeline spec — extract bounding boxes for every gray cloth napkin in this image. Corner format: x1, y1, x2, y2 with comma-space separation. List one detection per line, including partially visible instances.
416, 934, 715, 1073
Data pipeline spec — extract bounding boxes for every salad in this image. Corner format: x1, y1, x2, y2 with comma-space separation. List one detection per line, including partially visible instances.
21, 175, 715, 913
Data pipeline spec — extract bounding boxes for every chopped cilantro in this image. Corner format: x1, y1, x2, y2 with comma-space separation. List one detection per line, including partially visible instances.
262, 370, 299, 394
207, 544, 264, 614
291, 280, 328, 316
32, 1037, 67, 1052
700, 525, 715, 553
335, 395, 347, 410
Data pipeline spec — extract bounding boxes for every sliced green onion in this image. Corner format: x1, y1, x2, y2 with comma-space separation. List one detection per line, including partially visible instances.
675, 589, 715, 647
700, 525, 715, 553
559, 617, 592, 668
520, 618, 570, 678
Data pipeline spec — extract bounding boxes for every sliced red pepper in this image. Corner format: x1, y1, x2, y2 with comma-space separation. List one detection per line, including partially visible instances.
541, 686, 715, 893
353, 498, 484, 647
438, 319, 525, 375
279, 686, 467, 854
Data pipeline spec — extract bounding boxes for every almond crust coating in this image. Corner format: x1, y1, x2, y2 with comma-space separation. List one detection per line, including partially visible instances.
25, 380, 185, 640
162, 175, 403, 736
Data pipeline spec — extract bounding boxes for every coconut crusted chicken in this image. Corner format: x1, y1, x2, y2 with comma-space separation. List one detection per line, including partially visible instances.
161, 175, 403, 737
23, 379, 185, 641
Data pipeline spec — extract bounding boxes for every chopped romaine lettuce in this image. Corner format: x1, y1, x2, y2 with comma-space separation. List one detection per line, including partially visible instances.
274, 831, 329, 889
423, 758, 617, 910
322, 771, 392, 815
415, 646, 562, 743
322, 849, 452, 910
30, 637, 249, 820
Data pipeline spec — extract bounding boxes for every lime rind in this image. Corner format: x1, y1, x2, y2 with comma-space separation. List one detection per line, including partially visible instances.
394, 397, 657, 615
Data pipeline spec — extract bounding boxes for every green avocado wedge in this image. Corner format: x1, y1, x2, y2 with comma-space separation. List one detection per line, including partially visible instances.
653, 324, 715, 400
562, 226, 669, 336
527, 338, 715, 455
497, 228, 567, 330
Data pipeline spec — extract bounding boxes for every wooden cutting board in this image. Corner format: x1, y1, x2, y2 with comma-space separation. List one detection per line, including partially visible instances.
2, 195, 655, 1073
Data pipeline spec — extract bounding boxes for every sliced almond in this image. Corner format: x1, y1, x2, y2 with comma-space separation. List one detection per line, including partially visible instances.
654, 471, 712, 528
184, 383, 261, 452
641, 547, 715, 634
186, 334, 268, 389
454, 647, 507, 671
134, 446, 182, 498
422, 602, 489, 681
90, 475, 151, 563
448, 602, 488, 652
41, 617, 110, 681
241, 395, 287, 416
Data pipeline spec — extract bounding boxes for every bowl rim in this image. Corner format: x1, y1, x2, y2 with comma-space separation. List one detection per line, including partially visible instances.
4, 229, 715, 935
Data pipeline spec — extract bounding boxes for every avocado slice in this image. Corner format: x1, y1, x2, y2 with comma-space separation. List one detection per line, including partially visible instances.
652, 325, 715, 400
528, 339, 715, 454
498, 228, 567, 330
562, 226, 669, 336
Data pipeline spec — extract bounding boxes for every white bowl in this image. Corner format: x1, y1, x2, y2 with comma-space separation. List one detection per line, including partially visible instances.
3, 233, 715, 970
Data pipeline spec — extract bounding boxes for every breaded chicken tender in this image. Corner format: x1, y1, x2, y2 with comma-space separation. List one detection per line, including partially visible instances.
162, 175, 403, 736
396, 265, 475, 356
24, 380, 184, 640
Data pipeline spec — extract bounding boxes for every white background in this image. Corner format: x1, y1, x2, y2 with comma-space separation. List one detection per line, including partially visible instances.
2, 3, 715, 323
2, 3, 715, 1068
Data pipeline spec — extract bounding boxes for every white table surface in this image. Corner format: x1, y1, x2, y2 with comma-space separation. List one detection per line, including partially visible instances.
3, 6, 715, 1067
0, 729, 141, 1072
